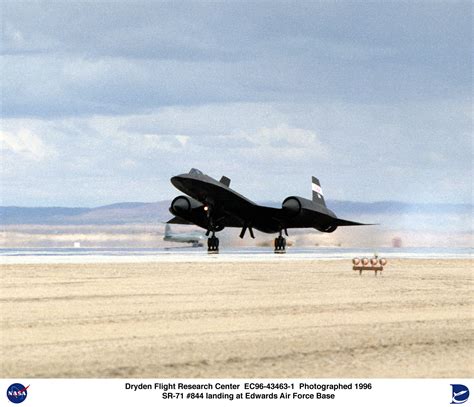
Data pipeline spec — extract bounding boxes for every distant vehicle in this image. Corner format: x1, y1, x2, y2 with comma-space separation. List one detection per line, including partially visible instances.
168, 168, 372, 253
163, 223, 204, 247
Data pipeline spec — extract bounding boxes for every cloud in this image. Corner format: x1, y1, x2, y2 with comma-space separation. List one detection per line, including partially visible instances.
176, 135, 190, 147
1, 2, 471, 118
0, 2, 471, 206
0, 129, 51, 161
1, 96, 471, 206
125, 133, 190, 153
230, 125, 329, 161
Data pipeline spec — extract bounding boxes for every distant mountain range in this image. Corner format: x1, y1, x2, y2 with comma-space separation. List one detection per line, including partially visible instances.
0, 202, 168, 225
0, 200, 471, 226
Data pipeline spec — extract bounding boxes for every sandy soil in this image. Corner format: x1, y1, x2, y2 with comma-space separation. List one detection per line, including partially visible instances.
1, 259, 472, 378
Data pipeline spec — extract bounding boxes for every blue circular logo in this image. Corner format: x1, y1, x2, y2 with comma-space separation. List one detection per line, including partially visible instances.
7, 383, 28, 404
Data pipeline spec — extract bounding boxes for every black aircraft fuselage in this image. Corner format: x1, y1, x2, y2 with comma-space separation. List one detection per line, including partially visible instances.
169, 168, 370, 252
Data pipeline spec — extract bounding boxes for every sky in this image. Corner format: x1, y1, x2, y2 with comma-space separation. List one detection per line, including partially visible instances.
1, 1, 472, 207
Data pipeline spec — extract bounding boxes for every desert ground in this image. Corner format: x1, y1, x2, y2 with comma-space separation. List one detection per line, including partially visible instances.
1, 258, 472, 378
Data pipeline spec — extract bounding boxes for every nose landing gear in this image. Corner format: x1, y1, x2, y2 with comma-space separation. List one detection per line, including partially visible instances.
205, 210, 220, 253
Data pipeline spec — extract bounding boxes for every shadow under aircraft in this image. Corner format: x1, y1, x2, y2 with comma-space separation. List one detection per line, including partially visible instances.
168, 168, 372, 253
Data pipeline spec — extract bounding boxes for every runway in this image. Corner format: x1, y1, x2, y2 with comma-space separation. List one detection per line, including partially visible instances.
0, 247, 470, 264
1, 257, 472, 378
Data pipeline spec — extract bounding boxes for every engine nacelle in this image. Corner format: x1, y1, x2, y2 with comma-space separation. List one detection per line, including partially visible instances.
282, 196, 306, 216
170, 195, 202, 214
315, 224, 338, 233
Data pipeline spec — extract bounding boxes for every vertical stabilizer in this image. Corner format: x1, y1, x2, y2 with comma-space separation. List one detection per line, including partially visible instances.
312, 176, 326, 206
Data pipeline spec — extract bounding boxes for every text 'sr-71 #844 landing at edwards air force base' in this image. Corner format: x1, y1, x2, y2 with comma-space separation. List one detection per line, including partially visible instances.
168, 169, 372, 253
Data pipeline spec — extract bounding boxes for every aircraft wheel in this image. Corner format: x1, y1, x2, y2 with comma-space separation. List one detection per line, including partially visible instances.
274, 236, 286, 253
208, 236, 219, 253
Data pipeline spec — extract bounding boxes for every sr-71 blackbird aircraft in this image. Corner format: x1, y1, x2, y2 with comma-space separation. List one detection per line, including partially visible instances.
168, 168, 371, 253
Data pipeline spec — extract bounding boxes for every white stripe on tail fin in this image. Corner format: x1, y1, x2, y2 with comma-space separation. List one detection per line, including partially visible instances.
312, 176, 326, 206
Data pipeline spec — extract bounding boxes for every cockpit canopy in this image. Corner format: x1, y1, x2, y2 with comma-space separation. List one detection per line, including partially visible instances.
189, 168, 203, 175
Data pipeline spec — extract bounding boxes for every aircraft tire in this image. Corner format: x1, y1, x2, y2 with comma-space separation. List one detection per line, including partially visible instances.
274, 236, 286, 253
207, 236, 219, 252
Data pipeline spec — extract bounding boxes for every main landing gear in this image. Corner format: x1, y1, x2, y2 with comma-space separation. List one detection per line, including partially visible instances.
207, 232, 219, 253
204, 204, 220, 253
274, 230, 287, 254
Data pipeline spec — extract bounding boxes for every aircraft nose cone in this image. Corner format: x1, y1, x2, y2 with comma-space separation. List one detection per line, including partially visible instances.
171, 175, 183, 188
170, 175, 178, 184
171, 174, 190, 193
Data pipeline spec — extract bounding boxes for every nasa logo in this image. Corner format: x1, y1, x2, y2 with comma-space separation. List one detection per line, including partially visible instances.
6, 383, 29, 404
451, 384, 469, 404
